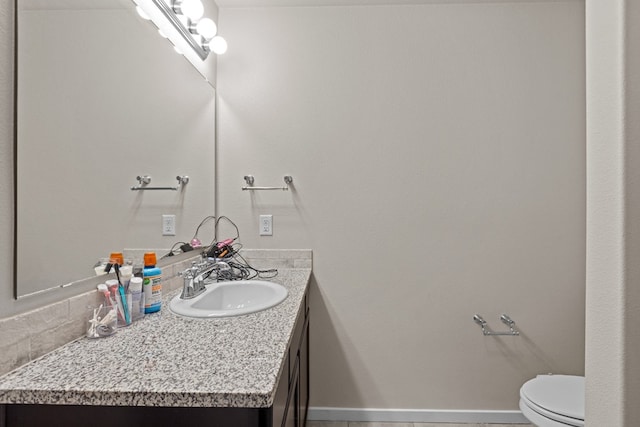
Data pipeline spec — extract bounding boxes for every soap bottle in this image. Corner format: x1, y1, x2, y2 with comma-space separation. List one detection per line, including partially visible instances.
143, 252, 162, 313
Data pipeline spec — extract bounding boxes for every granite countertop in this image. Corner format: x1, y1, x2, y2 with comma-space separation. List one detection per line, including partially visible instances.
0, 268, 311, 408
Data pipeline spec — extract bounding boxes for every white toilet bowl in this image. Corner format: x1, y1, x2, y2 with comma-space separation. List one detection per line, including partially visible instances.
519, 374, 584, 427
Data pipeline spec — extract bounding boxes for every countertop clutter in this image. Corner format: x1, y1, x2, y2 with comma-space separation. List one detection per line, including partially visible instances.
0, 267, 311, 409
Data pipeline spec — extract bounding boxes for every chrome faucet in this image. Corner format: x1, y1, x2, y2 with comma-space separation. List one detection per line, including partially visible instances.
179, 258, 231, 300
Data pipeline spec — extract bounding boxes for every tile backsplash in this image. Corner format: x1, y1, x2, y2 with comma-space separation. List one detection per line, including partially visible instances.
0, 249, 311, 377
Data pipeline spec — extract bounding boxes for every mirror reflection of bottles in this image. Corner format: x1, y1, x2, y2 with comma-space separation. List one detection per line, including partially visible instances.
143, 253, 162, 313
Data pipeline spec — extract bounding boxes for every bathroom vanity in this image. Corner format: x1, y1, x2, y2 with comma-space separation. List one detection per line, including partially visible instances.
0, 267, 311, 427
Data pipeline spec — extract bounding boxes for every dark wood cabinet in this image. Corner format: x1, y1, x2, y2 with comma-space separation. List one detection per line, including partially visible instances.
299, 317, 309, 426
273, 291, 309, 427
0, 290, 310, 427
288, 319, 310, 427
283, 358, 298, 427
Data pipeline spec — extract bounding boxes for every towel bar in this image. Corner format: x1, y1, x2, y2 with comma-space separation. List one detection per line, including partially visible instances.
473, 314, 520, 336
131, 175, 189, 191
242, 175, 293, 191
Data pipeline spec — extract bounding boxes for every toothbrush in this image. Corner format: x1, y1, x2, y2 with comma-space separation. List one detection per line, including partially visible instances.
97, 284, 115, 308
118, 285, 130, 325
108, 283, 124, 322
114, 264, 131, 325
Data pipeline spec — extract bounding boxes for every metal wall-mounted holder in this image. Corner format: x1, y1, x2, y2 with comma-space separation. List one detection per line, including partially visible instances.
130, 175, 189, 191
473, 314, 520, 336
242, 175, 293, 191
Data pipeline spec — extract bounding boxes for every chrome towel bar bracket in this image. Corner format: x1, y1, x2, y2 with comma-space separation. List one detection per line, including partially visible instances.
131, 175, 189, 191
473, 314, 520, 336
242, 175, 293, 191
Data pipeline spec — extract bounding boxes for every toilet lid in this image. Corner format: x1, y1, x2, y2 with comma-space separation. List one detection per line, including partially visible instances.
520, 375, 585, 423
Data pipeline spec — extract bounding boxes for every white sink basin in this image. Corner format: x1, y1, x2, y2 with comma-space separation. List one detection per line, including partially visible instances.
169, 280, 288, 318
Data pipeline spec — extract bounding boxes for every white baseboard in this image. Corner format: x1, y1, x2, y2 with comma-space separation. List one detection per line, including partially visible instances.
307, 407, 530, 424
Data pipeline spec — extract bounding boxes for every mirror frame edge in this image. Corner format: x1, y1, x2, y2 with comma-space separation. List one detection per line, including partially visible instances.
12, 0, 19, 300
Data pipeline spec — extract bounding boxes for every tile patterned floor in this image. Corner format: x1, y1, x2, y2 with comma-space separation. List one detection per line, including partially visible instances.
307, 422, 534, 427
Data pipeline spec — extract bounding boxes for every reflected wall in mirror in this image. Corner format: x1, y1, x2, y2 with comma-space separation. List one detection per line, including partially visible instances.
16, 0, 216, 297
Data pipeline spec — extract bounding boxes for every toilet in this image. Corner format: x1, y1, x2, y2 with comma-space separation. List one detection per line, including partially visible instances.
519, 374, 585, 427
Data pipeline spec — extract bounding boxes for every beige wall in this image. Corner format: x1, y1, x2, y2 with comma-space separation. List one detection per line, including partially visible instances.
585, 0, 640, 425
216, 0, 586, 412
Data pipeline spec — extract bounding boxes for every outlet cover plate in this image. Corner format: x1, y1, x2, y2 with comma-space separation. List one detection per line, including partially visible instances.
260, 215, 273, 236
162, 214, 176, 236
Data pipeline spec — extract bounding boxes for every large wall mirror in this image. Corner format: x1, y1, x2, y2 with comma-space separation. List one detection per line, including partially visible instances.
15, 0, 217, 298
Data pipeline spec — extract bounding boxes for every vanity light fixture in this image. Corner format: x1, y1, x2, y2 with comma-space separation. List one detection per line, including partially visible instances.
175, 0, 204, 21
133, 0, 226, 60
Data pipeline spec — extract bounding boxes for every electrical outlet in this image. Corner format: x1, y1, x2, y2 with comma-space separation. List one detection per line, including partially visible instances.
259, 215, 273, 236
162, 214, 176, 236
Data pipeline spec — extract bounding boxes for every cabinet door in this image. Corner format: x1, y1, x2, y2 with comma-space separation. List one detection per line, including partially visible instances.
272, 359, 290, 427
289, 306, 305, 381
284, 355, 299, 427
283, 386, 297, 427
298, 319, 309, 427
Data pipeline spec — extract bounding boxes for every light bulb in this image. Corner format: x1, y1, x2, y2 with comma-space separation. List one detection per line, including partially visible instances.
196, 18, 217, 40
179, 0, 204, 21
135, 6, 151, 20
209, 36, 227, 54
177, 14, 189, 28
